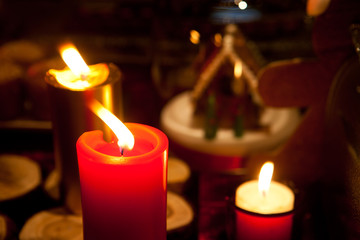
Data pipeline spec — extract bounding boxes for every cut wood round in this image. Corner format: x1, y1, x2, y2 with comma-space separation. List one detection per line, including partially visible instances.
19, 208, 83, 240
43, 169, 60, 201
167, 191, 194, 232
0, 215, 5, 240
0, 154, 41, 202
0, 214, 16, 240
19, 193, 192, 239
167, 157, 191, 194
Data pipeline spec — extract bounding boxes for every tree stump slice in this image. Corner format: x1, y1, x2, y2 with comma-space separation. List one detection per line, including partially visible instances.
167, 191, 194, 232
167, 157, 191, 194
43, 169, 60, 201
0, 214, 16, 240
19, 193, 192, 239
19, 208, 83, 240
0, 216, 5, 240
0, 154, 41, 202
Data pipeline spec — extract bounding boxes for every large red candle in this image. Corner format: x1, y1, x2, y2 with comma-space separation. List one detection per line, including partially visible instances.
76, 123, 168, 240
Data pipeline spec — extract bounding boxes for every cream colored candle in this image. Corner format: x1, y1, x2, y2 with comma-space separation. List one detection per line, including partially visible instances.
235, 180, 294, 214
236, 162, 294, 214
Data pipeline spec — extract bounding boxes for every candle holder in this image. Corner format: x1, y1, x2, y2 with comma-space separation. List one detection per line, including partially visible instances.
234, 206, 294, 240
45, 63, 123, 214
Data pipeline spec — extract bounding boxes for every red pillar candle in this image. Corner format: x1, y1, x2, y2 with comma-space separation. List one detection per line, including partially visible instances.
235, 205, 294, 240
76, 123, 168, 240
235, 162, 294, 240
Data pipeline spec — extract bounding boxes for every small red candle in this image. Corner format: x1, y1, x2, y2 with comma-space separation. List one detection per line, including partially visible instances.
76, 122, 168, 240
235, 162, 294, 240
235, 208, 294, 240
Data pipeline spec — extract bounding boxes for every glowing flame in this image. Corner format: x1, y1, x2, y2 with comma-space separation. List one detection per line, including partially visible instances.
59, 43, 90, 78
49, 43, 109, 90
214, 33, 222, 47
190, 30, 200, 45
89, 99, 134, 151
258, 162, 274, 196
234, 61, 242, 79
238, 1, 247, 10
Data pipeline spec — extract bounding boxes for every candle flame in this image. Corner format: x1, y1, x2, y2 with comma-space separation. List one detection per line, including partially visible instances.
234, 61, 242, 79
190, 30, 200, 45
238, 1, 248, 10
89, 99, 135, 151
214, 33, 222, 47
49, 43, 109, 90
258, 161, 274, 196
59, 43, 90, 78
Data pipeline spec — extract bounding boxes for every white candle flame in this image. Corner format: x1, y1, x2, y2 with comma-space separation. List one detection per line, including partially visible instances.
60, 43, 90, 78
89, 99, 135, 151
258, 161, 274, 197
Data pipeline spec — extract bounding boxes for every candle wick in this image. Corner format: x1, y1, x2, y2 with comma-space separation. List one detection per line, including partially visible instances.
262, 190, 266, 198
120, 147, 124, 156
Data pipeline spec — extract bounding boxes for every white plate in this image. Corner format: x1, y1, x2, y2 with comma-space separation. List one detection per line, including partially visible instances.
160, 91, 300, 157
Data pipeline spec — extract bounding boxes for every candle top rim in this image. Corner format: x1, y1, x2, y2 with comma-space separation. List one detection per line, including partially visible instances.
235, 180, 295, 214
46, 62, 120, 91
77, 123, 168, 165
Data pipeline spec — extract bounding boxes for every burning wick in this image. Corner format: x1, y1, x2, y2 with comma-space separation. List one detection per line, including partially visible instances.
120, 147, 124, 156
49, 43, 109, 90
261, 190, 266, 198
88, 99, 134, 155
60, 44, 90, 79
258, 161, 274, 198
80, 74, 88, 81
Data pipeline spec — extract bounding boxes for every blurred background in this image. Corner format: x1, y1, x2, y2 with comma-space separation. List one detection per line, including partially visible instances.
0, 0, 313, 127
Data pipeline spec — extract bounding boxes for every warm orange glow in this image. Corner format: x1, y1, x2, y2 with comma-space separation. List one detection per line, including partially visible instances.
49, 43, 109, 90
190, 30, 200, 45
214, 33, 222, 47
89, 99, 134, 150
307, 0, 330, 16
234, 61, 242, 79
258, 162, 274, 196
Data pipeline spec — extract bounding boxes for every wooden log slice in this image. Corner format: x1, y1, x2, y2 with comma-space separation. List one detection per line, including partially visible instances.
19, 208, 83, 240
43, 169, 60, 201
20, 192, 193, 239
0, 216, 4, 240
167, 157, 191, 194
0, 214, 17, 240
0, 154, 41, 202
167, 191, 194, 232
